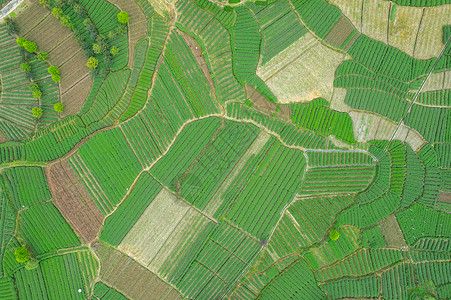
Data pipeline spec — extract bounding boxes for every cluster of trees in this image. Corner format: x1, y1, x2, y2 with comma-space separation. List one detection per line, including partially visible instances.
14, 245, 39, 270
38, 0, 128, 76
48, 65, 61, 82
15, 38, 63, 117
16, 38, 37, 54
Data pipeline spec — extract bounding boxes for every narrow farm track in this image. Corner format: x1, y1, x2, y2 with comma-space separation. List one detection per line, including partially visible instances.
383, 36, 451, 155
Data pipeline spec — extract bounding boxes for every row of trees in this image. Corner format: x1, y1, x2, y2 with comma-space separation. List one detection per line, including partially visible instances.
15, 37, 64, 118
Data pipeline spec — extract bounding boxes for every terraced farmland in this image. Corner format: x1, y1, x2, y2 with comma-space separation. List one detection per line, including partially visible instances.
0, 0, 449, 299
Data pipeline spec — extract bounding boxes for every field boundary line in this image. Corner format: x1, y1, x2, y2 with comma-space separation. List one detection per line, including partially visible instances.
382, 36, 451, 156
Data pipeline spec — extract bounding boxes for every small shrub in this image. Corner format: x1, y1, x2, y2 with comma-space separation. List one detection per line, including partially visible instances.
24, 41, 37, 53
38, 0, 50, 7
52, 74, 61, 82
54, 102, 64, 113
14, 246, 30, 263
86, 56, 98, 69
5, 17, 18, 35
115, 23, 127, 35
117, 11, 130, 24
110, 46, 119, 56
330, 230, 340, 241
25, 258, 39, 270
16, 38, 26, 47
48, 65, 60, 75
32, 107, 43, 118
37, 51, 49, 62
60, 15, 73, 29
29, 83, 42, 99
52, 8, 63, 19
20, 62, 31, 72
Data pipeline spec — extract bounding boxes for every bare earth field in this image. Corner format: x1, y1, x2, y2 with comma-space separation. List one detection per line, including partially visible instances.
332, 0, 451, 58
15, 1, 92, 116
96, 244, 180, 300
379, 214, 408, 249
46, 159, 104, 243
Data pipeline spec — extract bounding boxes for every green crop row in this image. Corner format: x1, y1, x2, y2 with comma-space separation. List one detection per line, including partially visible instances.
225, 139, 306, 238
397, 204, 450, 245
20, 202, 80, 254
176, 0, 246, 103
2, 167, 51, 209
71, 128, 141, 214
316, 248, 403, 282
227, 102, 331, 149
247, 0, 307, 65
322, 275, 380, 299
307, 150, 375, 167
290, 0, 341, 39
232, 7, 276, 101
259, 260, 325, 299
291, 99, 355, 144
120, 16, 168, 121
100, 172, 162, 246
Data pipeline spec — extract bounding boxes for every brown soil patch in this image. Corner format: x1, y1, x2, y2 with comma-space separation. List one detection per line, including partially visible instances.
324, 16, 359, 50
15, 1, 91, 116
108, 0, 148, 67
0, 129, 8, 143
46, 160, 103, 243
245, 84, 291, 121
61, 74, 92, 118
95, 244, 180, 300
437, 191, 451, 204
181, 30, 217, 100
14, 2, 51, 36
379, 214, 408, 249
246, 84, 277, 114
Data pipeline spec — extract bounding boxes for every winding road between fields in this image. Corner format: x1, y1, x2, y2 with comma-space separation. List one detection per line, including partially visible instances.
0, 0, 24, 20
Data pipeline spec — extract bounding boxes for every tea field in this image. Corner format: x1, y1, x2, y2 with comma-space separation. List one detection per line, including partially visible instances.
0, 0, 450, 299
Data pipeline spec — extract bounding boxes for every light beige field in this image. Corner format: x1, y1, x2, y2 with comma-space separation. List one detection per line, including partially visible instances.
361, 0, 390, 44
388, 5, 423, 56
332, 0, 451, 58
118, 188, 191, 266
349, 111, 426, 151
414, 5, 451, 59
379, 214, 408, 249
118, 189, 213, 277
257, 33, 344, 103
421, 71, 451, 92
329, 0, 362, 30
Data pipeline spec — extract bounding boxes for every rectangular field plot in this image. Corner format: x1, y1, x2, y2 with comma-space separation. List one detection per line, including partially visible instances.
70, 128, 141, 215
163, 222, 260, 300
150, 117, 259, 211
300, 165, 376, 195
100, 172, 162, 246
2, 167, 51, 209
118, 187, 191, 265
47, 160, 104, 243
96, 244, 181, 300
20, 202, 80, 255
14, 251, 97, 300
224, 139, 306, 239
